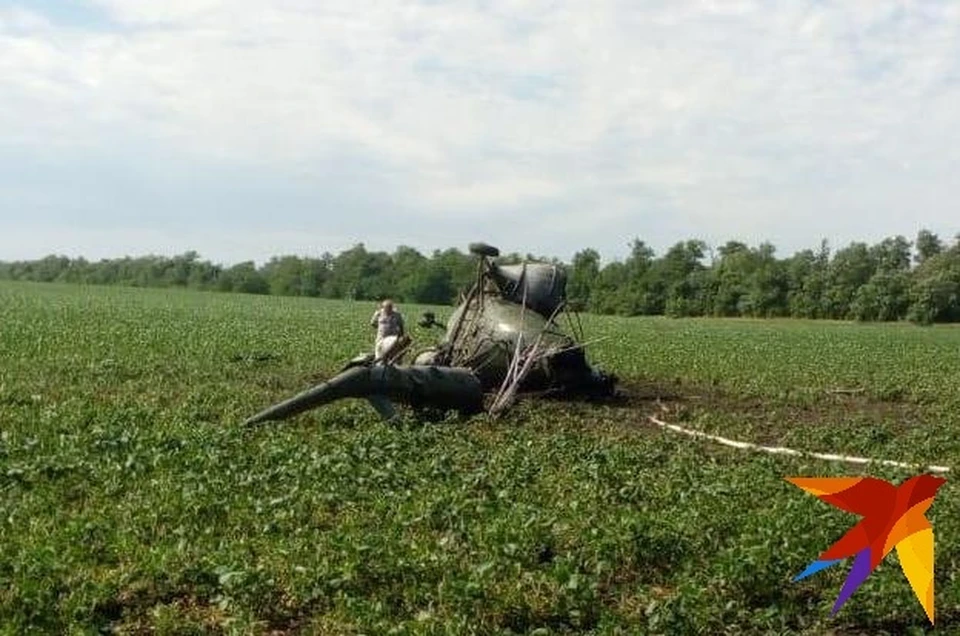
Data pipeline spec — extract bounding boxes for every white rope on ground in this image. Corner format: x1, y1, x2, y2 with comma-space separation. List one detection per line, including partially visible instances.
647, 415, 951, 474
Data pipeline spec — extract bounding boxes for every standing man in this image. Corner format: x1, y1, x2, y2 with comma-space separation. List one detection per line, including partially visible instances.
370, 299, 406, 362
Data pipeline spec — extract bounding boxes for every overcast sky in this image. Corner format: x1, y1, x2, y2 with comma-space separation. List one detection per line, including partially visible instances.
2, 0, 959, 265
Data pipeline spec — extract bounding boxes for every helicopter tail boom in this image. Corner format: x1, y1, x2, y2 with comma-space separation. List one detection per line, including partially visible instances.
243, 364, 485, 425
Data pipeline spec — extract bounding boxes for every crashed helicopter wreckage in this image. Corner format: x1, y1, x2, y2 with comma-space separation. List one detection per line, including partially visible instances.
242, 242, 618, 425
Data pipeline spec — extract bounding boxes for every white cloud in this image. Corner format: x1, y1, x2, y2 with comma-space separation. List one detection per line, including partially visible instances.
2, 0, 960, 261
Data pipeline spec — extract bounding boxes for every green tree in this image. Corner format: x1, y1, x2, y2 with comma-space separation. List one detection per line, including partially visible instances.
227, 261, 269, 294
262, 256, 307, 296
822, 242, 876, 319
590, 262, 629, 315
711, 241, 751, 316
298, 256, 332, 297
745, 243, 788, 317
870, 236, 911, 273
784, 245, 827, 318
907, 248, 960, 324
432, 248, 476, 301
568, 248, 601, 310
851, 272, 910, 321
391, 246, 429, 302
914, 229, 943, 265
621, 240, 658, 315
164, 251, 201, 287
651, 240, 707, 317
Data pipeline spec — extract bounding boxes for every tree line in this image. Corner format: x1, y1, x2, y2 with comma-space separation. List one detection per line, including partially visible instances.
3, 229, 960, 324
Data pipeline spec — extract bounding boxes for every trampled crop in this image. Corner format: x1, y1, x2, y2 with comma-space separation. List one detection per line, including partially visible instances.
1, 281, 958, 633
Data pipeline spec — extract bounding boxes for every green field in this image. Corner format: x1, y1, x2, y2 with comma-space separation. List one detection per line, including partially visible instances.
2, 281, 960, 634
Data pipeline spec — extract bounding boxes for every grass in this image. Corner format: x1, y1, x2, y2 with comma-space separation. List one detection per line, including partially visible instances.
2, 280, 960, 634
